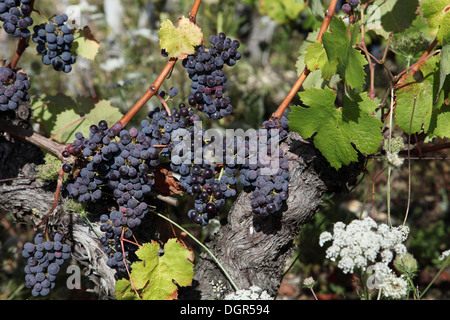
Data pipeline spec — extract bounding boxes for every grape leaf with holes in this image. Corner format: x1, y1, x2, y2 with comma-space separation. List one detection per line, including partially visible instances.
158, 16, 203, 59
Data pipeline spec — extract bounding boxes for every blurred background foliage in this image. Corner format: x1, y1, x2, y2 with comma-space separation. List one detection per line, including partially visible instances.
0, 0, 448, 300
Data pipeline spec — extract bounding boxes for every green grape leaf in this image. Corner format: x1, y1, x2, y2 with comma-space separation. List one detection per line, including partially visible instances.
73, 26, 100, 60
295, 29, 320, 76
288, 87, 383, 170
309, 0, 325, 20
389, 15, 434, 63
439, 38, 450, 96
428, 105, 450, 138
420, 0, 450, 44
365, 0, 419, 39
395, 55, 450, 138
158, 16, 203, 59
115, 239, 194, 300
305, 40, 338, 80
50, 100, 123, 143
296, 30, 340, 89
321, 18, 367, 90
31, 93, 79, 134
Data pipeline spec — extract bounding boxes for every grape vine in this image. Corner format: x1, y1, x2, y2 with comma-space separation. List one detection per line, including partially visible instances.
0, 0, 448, 301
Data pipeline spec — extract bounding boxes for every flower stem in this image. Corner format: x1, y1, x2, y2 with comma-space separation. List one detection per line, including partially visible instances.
419, 255, 450, 299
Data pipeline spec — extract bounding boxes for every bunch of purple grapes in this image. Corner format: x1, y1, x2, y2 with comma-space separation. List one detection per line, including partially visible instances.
239, 117, 290, 216
0, 65, 31, 112
0, 0, 33, 38
173, 157, 239, 226
64, 120, 157, 206
182, 32, 241, 119
63, 120, 159, 272
32, 14, 76, 73
22, 233, 71, 297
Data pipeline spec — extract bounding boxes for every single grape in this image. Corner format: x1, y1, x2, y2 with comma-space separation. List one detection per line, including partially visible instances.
342, 3, 352, 13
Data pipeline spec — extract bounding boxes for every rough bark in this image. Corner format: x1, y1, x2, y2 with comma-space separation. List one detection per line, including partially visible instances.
0, 130, 363, 300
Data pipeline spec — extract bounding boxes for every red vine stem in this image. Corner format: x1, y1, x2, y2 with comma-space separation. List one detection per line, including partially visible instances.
120, 228, 141, 299
189, 0, 202, 23
115, 58, 177, 128
34, 166, 65, 232
271, 0, 338, 120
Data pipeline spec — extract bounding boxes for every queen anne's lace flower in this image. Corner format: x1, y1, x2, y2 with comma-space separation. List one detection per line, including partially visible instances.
381, 274, 408, 299
381, 249, 393, 263
303, 277, 316, 288
319, 217, 409, 274
224, 285, 272, 300
439, 249, 450, 261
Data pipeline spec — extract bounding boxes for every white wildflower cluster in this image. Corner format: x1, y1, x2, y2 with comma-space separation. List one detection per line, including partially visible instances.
380, 273, 408, 299
224, 286, 272, 300
386, 151, 404, 168
303, 276, 316, 289
319, 217, 410, 299
384, 137, 405, 168
439, 249, 450, 261
319, 217, 409, 273
209, 280, 226, 299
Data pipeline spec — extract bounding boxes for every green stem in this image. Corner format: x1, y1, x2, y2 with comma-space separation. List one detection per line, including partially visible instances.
7, 284, 25, 300
407, 276, 419, 300
83, 214, 103, 238
387, 166, 392, 227
155, 212, 239, 292
387, 88, 394, 227
419, 255, 450, 299
357, 268, 369, 300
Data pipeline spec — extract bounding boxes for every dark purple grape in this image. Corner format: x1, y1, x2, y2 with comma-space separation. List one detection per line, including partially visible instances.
342, 3, 352, 13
